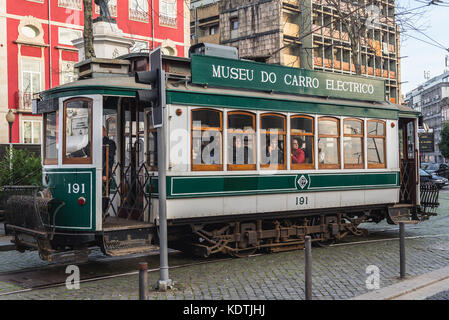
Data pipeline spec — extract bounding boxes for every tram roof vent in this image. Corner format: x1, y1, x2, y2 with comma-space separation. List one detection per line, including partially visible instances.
75, 58, 131, 80
189, 43, 238, 60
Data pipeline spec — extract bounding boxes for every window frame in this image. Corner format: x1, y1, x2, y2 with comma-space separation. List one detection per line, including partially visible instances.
62, 97, 93, 165
227, 111, 256, 171
43, 111, 59, 165
343, 118, 364, 169
290, 115, 315, 170
21, 119, 41, 144
318, 116, 340, 169
367, 119, 386, 169
260, 113, 286, 170
191, 108, 223, 171
146, 110, 158, 171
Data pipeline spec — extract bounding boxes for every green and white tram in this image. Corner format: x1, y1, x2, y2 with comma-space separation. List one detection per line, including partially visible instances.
4, 46, 436, 260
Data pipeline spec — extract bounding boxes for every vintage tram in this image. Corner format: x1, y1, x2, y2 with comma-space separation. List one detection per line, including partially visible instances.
3, 45, 437, 261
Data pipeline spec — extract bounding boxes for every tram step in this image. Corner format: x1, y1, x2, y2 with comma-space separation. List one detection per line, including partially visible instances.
105, 244, 159, 257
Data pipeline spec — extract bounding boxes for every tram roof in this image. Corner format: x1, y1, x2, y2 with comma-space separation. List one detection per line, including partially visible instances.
38, 69, 419, 119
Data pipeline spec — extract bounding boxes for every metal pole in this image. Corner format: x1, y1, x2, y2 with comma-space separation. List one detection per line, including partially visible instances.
139, 262, 148, 300
305, 235, 312, 300
399, 222, 406, 279
8, 123, 12, 185
156, 72, 172, 291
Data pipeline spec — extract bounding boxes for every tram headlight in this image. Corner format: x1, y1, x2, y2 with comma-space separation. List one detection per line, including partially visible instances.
78, 197, 86, 206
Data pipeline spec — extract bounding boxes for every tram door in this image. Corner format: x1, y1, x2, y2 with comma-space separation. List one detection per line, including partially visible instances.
399, 118, 418, 204
114, 98, 148, 221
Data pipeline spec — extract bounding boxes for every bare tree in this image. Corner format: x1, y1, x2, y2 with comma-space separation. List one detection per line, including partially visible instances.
83, 0, 96, 59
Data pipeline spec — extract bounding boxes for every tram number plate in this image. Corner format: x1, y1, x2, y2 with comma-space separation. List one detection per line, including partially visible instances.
67, 183, 86, 194
296, 196, 308, 206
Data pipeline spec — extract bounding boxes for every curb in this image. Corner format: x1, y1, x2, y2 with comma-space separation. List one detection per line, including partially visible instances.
352, 266, 449, 300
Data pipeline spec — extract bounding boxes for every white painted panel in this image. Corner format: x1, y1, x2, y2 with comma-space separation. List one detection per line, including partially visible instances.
287, 192, 316, 210
364, 188, 398, 205
257, 194, 287, 213
387, 120, 399, 170
166, 197, 224, 220
315, 191, 340, 208
224, 195, 257, 215
168, 105, 189, 172
340, 190, 365, 206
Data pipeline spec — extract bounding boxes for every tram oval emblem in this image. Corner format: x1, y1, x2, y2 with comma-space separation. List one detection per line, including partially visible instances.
296, 175, 309, 190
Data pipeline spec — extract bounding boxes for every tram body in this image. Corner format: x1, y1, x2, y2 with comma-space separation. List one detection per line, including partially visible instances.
4, 50, 434, 260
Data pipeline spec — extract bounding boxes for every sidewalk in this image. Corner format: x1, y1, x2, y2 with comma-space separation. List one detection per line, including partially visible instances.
353, 265, 449, 300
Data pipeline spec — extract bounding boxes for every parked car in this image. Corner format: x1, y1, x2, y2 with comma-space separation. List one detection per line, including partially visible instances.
422, 163, 449, 174
420, 169, 449, 189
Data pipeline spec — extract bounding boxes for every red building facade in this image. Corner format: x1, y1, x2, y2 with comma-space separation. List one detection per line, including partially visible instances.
0, 0, 189, 144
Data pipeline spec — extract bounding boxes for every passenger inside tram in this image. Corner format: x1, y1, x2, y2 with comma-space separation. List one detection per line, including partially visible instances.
228, 135, 253, 165
291, 138, 305, 164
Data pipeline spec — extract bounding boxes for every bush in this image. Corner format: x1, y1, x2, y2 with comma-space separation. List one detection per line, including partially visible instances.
0, 147, 42, 187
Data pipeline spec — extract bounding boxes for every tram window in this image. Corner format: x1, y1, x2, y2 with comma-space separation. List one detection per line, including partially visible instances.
227, 112, 256, 170
260, 114, 286, 170
147, 111, 158, 170
192, 109, 223, 171
43, 111, 59, 165
343, 119, 364, 169
63, 98, 92, 164
290, 116, 314, 169
318, 117, 340, 169
367, 120, 386, 168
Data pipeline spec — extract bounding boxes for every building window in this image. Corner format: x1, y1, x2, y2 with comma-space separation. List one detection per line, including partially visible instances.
192, 109, 223, 171
343, 118, 364, 169
63, 98, 92, 164
260, 113, 286, 170
160, 0, 177, 27
227, 111, 256, 170
291, 115, 314, 169
129, 0, 149, 22
209, 25, 217, 35
367, 120, 386, 168
60, 60, 76, 85
44, 111, 59, 164
22, 120, 41, 144
58, 27, 82, 46
21, 58, 42, 111
318, 117, 340, 169
231, 18, 239, 30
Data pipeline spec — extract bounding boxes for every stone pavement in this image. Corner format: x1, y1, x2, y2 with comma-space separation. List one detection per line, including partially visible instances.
1, 190, 449, 300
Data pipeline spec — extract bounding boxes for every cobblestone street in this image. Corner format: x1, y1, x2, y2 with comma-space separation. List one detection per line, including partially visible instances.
1, 190, 449, 300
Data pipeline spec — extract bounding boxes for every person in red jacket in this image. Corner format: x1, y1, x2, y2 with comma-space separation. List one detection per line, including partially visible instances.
291, 138, 305, 164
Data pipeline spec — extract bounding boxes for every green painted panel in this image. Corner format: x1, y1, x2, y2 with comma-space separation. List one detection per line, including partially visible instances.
166, 90, 398, 120
191, 55, 386, 102
43, 168, 96, 231
166, 172, 399, 198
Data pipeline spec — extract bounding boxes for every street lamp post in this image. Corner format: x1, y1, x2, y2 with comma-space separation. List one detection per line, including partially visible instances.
6, 109, 15, 144
5, 109, 16, 184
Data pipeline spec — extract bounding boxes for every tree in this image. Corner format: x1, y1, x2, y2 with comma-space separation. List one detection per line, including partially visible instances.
83, 0, 96, 59
439, 122, 449, 160
0, 148, 42, 187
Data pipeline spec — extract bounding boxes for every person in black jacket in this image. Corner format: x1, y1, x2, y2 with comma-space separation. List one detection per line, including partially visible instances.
102, 126, 116, 215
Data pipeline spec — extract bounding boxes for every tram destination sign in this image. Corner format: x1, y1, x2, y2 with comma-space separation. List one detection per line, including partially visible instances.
191, 55, 386, 102
419, 132, 434, 153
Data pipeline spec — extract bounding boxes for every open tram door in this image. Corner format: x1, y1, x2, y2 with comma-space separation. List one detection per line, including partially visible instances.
390, 116, 421, 224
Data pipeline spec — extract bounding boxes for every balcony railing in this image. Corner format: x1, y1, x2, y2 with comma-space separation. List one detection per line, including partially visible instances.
17, 91, 35, 112
129, 8, 149, 22
160, 15, 177, 27
58, 0, 82, 10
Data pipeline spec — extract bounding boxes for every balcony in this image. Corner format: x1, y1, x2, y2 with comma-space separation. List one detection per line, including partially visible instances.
160, 15, 177, 27
129, 8, 149, 22
324, 58, 332, 68
314, 56, 323, 66
58, 0, 82, 10
367, 67, 374, 75
198, 33, 219, 44
17, 91, 35, 113
333, 60, 341, 69
284, 22, 300, 38
382, 70, 389, 78
342, 62, 350, 71
283, 0, 299, 7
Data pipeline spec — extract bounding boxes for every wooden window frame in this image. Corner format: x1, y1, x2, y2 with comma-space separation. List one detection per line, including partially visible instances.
318, 116, 340, 169
260, 113, 286, 170
367, 119, 386, 169
343, 118, 364, 169
43, 111, 58, 165
227, 111, 256, 171
191, 108, 223, 171
62, 97, 93, 165
290, 115, 315, 170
